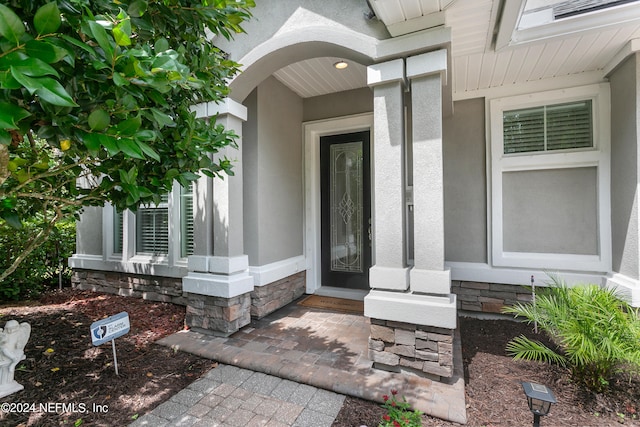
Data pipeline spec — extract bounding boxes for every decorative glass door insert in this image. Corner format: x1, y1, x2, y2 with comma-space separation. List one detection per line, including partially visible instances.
330, 141, 363, 273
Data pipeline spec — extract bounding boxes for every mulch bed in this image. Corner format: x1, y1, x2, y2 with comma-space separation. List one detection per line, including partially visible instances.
0, 289, 639, 426
333, 317, 640, 426
0, 289, 215, 427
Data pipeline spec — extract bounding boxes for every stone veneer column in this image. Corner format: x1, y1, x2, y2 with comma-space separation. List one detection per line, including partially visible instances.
365, 52, 457, 379
366, 59, 410, 291
182, 98, 254, 336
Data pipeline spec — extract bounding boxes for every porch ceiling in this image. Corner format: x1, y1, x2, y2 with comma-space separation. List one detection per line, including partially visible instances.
272, 0, 640, 100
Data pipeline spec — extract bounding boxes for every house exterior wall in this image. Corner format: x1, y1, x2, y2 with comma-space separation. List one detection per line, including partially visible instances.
243, 77, 304, 266
214, 0, 388, 67
303, 88, 373, 122
610, 54, 639, 280
443, 98, 487, 263
75, 207, 103, 256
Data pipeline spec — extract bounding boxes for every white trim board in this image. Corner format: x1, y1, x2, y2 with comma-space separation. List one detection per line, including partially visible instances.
249, 255, 306, 287
302, 113, 374, 294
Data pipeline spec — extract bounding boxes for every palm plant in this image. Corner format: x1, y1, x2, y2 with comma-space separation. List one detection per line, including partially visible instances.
503, 276, 640, 392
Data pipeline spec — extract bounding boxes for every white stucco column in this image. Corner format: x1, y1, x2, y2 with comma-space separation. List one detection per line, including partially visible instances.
183, 98, 254, 298
406, 50, 452, 295
367, 59, 410, 291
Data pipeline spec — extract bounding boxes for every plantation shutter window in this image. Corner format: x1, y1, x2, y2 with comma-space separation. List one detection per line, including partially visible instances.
503, 100, 593, 154
180, 183, 194, 258
136, 194, 169, 255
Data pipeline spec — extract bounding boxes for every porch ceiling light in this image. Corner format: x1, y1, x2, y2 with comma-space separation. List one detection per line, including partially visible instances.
521, 381, 557, 427
333, 60, 348, 70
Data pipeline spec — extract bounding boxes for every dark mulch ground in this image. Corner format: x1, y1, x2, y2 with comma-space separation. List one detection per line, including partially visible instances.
333, 317, 640, 427
0, 289, 215, 427
0, 289, 639, 426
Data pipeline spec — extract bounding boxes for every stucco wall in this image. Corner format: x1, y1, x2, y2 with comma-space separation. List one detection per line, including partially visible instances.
303, 88, 373, 122
243, 77, 304, 266
610, 54, 639, 279
215, 0, 388, 64
442, 98, 487, 263
75, 206, 103, 256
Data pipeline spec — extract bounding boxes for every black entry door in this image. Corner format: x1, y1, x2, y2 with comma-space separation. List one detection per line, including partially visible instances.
320, 131, 371, 289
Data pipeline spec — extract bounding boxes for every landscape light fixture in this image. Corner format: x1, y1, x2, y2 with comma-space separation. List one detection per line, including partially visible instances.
334, 60, 348, 69
521, 381, 557, 427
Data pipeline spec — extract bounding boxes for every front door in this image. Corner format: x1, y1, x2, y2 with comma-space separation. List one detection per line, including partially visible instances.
320, 131, 371, 289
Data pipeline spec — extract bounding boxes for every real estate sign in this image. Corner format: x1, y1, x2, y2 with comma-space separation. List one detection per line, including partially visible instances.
90, 312, 130, 346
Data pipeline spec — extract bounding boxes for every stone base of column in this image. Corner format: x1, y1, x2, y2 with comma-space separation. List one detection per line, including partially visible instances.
368, 318, 454, 379
185, 292, 251, 337
365, 289, 457, 379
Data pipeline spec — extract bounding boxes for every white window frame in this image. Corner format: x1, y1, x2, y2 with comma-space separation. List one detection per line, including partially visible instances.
488, 83, 611, 272
105, 182, 194, 268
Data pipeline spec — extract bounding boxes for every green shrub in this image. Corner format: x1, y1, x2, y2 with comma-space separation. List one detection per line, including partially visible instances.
0, 217, 75, 301
503, 276, 640, 393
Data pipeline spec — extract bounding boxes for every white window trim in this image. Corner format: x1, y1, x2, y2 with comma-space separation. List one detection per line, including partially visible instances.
102, 182, 193, 269
488, 83, 611, 272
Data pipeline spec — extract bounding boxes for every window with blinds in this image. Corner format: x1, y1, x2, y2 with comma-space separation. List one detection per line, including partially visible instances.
503, 100, 593, 154
180, 184, 194, 257
113, 209, 123, 254
136, 194, 169, 255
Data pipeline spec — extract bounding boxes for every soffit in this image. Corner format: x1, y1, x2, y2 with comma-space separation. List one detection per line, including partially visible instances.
272, 0, 640, 99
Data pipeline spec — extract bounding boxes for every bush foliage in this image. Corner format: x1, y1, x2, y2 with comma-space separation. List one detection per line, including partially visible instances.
503, 276, 640, 393
0, 216, 75, 301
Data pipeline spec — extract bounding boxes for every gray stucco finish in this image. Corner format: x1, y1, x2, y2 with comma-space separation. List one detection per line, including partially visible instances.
442, 98, 487, 263
610, 54, 639, 279
243, 77, 304, 266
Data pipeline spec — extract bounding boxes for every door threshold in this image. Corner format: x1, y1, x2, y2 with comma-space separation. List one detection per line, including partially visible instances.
314, 286, 368, 301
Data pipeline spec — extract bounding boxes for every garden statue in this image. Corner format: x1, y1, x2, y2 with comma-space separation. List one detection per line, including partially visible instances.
0, 320, 31, 398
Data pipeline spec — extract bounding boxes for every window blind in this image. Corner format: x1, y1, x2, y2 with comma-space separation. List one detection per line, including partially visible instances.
503, 100, 592, 154
180, 184, 194, 257
113, 209, 123, 254
136, 194, 169, 255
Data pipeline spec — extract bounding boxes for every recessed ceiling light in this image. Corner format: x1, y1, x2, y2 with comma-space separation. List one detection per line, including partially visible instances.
334, 60, 348, 70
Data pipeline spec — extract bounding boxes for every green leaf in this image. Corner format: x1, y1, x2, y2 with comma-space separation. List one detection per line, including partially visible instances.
0, 129, 10, 145
116, 116, 141, 136
88, 109, 110, 131
10, 69, 76, 106
128, 1, 148, 18
113, 19, 132, 46
136, 140, 160, 161
117, 139, 145, 159
60, 34, 97, 56
154, 38, 169, 53
82, 132, 101, 154
9, 57, 59, 78
0, 4, 25, 45
0, 102, 31, 130
98, 134, 119, 155
112, 72, 128, 86
2, 211, 22, 229
25, 40, 67, 63
150, 108, 176, 128
88, 21, 115, 60
34, 2, 62, 35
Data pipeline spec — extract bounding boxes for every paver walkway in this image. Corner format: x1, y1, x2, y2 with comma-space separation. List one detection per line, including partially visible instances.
134, 298, 467, 425
131, 364, 344, 427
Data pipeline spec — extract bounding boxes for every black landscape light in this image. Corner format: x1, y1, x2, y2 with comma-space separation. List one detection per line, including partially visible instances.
521, 381, 557, 427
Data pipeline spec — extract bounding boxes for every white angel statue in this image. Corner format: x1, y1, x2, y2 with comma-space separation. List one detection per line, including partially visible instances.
0, 320, 31, 398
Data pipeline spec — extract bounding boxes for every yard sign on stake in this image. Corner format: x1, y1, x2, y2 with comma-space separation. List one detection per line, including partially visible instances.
90, 312, 130, 375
